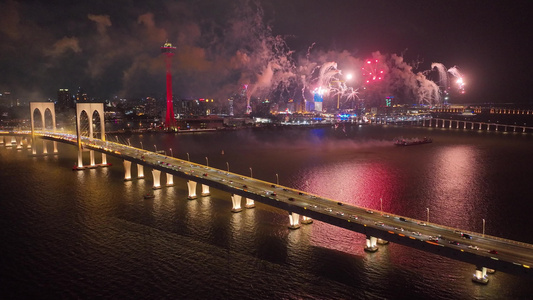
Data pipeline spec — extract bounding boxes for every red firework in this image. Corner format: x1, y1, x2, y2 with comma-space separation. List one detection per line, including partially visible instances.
361, 59, 385, 84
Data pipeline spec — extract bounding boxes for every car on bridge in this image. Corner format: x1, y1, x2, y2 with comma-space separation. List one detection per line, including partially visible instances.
462, 233, 472, 239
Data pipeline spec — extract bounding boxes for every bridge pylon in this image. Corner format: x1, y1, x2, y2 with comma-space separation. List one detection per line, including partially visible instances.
74, 103, 109, 170
30, 102, 58, 156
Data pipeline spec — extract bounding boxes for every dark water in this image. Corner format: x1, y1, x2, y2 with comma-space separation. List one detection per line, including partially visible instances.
1, 125, 533, 299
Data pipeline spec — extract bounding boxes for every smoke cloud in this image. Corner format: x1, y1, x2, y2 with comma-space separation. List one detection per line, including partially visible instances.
0, 0, 463, 109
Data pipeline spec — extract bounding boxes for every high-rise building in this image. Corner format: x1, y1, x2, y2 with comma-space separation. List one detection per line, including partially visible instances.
57, 89, 72, 110
0, 91, 13, 107
76, 87, 87, 103
313, 90, 324, 112
228, 97, 234, 116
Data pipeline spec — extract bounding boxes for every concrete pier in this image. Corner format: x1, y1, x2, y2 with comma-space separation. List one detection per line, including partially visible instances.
137, 164, 144, 179
166, 173, 174, 186
288, 212, 300, 229
123, 160, 132, 181
201, 184, 210, 196
472, 266, 489, 284
152, 169, 161, 189
245, 198, 255, 209
301, 216, 313, 224
364, 236, 378, 252
187, 180, 197, 199
231, 194, 242, 212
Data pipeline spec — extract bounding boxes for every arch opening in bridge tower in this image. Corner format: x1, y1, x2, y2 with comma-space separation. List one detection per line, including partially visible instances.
29, 102, 57, 155
92, 111, 102, 139
32, 109, 43, 131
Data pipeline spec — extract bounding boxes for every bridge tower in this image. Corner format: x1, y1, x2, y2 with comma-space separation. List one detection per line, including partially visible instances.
161, 41, 177, 130
30, 102, 58, 155
75, 103, 108, 169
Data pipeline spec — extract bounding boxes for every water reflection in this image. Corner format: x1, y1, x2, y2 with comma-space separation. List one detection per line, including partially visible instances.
430, 145, 484, 228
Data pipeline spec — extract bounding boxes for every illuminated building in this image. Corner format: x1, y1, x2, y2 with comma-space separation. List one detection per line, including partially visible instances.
313, 90, 323, 112
76, 87, 87, 103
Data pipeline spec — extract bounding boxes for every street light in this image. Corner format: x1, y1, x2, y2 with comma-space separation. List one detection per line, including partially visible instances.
226, 162, 229, 172
115, 135, 118, 143
276, 173, 279, 185
127, 138, 131, 146
249, 167, 253, 178
380, 198, 383, 215
186, 152, 190, 162
205, 157, 209, 167
426, 208, 430, 223
140, 141, 143, 149
154, 145, 157, 152
169, 148, 173, 157
482, 219, 486, 237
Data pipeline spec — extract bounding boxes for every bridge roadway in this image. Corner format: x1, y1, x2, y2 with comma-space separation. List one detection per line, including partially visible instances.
4, 131, 533, 280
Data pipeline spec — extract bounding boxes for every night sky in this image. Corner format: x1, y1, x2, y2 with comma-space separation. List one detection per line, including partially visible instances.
0, 0, 531, 106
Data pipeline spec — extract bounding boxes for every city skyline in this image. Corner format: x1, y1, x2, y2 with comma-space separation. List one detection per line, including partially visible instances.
0, 0, 531, 106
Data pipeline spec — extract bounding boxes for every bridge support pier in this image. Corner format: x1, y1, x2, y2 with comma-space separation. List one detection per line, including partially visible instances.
4, 136, 11, 147
288, 212, 300, 229
123, 160, 132, 181
90, 150, 96, 167
364, 236, 379, 252
53, 141, 58, 153
101, 153, 107, 165
152, 169, 161, 189
472, 266, 489, 284
137, 164, 144, 179
231, 194, 242, 212
377, 238, 389, 245
0, 136, 3, 145
201, 184, 210, 196
187, 180, 197, 199
166, 173, 174, 186
301, 216, 313, 224
42, 140, 48, 154
16, 137, 23, 149
245, 198, 255, 209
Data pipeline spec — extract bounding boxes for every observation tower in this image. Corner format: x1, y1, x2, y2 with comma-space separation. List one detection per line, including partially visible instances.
161, 41, 177, 129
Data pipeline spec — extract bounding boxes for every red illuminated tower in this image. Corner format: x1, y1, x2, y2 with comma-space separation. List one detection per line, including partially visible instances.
161, 41, 177, 129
